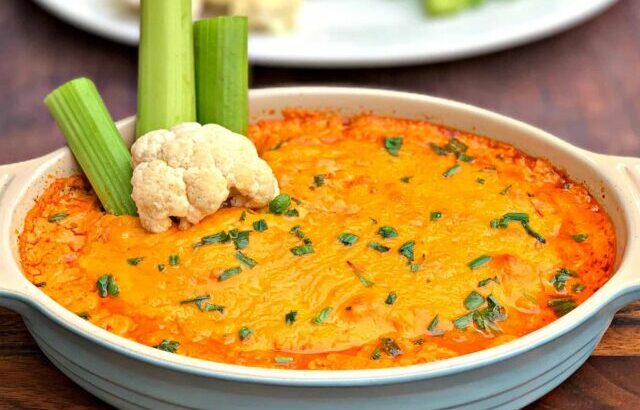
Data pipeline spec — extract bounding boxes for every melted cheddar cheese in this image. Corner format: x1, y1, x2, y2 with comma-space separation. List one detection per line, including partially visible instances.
19, 110, 616, 369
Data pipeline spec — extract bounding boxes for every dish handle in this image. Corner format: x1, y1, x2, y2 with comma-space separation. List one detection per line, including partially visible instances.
0, 159, 38, 314
594, 153, 640, 309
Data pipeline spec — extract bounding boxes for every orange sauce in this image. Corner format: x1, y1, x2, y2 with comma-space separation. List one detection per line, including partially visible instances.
18, 110, 615, 369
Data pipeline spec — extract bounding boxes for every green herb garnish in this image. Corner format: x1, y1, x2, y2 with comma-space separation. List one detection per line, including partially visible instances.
77, 312, 91, 320
253, 219, 268, 232
312, 307, 332, 325
228, 229, 250, 249
476, 178, 485, 184
572, 283, 586, 294
490, 212, 545, 244
499, 185, 512, 195
290, 225, 305, 239
443, 164, 461, 178
550, 268, 578, 291
371, 348, 382, 360
368, 242, 390, 253
472, 295, 506, 331
285, 310, 297, 325
478, 276, 499, 287
378, 226, 398, 238
380, 337, 402, 358
180, 295, 211, 311
235, 251, 257, 268
430, 211, 442, 221
275, 356, 294, 364
239, 211, 247, 221
384, 136, 403, 156
385, 292, 397, 305
464, 291, 485, 310
468, 255, 491, 270
269, 193, 291, 214
127, 257, 144, 266
202, 231, 230, 244
238, 326, 253, 341
285, 209, 299, 217
410, 263, 421, 272
218, 266, 242, 281
571, 234, 588, 243
290, 244, 314, 256
338, 233, 359, 246
155, 339, 180, 353
203, 303, 225, 313
357, 273, 375, 287
157, 264, 165, 272
47, 213, 68, 223
96, 274, 119, 298
169, 255, 180, 266
398, 241, 415, 262
400, 176, 413, 183
427, 314, 443, 336
548, 297, 577, 317
313, 174, 326, 187
453, 312, 474, 329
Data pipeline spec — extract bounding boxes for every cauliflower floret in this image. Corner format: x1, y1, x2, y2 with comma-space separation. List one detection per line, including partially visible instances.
130, 123, 279, 233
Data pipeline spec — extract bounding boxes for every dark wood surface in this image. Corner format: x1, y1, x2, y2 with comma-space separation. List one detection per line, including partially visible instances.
1, 0, 639, 408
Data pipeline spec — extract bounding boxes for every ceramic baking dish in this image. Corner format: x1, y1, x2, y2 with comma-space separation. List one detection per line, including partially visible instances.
1, 87, 639, 410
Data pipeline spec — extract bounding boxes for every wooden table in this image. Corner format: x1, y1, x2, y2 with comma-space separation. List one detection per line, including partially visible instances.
1, 0, 640, 408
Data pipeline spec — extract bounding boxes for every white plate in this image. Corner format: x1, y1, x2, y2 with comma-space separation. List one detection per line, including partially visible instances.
32, 0, 618, 67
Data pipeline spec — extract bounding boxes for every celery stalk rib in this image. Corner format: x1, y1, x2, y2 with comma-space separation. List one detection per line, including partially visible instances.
44, 78, 137, 216
194, 16, 248, 135
137, 0, 196, 138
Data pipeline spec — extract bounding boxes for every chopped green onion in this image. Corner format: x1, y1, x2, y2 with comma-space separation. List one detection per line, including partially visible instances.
127, 257, 144, 266
410, 263, 421, 272
312, 307, 332, 325
253, 219, 268, 231
275, 356, 294, 364
442, 164, 461, 178
77, 312, 91, 320
551, 268, 578, 291
235, 251, 257, 268
285, 209, 299, 217
571, 234, 588, 243
218, 266, 242, 281
430, 211, 442, 221
194, 16, 248, 135
180, 294, 211, 311
385, 292, 397, 305
269, 194, 291, 214
378, 226, 398, 238
473, 295, 506, 331
463, 291, 485, 310
468, 255, 491, 270
202, 231, 230, 244
169, 255, 180, 266
285, 310, 297, 325
499, 185, 512, 195
290, 225, 305, 238
384, 136, 403, 156
44, 78, 136, 215
453, 312, 474, 329
572, 283, 586, 294
478, 276, 499, 287
357, 274, 375, 287
157, 264, 165, 272
476, 178, 485, 184
137, 0, 196, 137
368, 242, 390, 253
47, 213, 68, 223
155, 339, 180, 353
313, 174, 326, 187
338, 233, 359, 246
398, 241, 415, 262
96, 274, 119, 298
370, 348, 382, 360
203, 303, 225, 313
400, 176, 413, 183
228, 229, 250, 249
290, 244, 314, 256
548, 297, 577, 317
239, 211, 247, 221
427, 314, 443, 336
238, 326, 253, 341
380, 337, 402, 358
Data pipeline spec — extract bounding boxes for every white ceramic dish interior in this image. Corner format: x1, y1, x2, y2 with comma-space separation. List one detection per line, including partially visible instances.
31, 0, 618, 67
1, 87, 639, 410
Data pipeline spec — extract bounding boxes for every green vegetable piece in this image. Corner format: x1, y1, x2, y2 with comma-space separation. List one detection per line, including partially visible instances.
169, 255, 180, 266
400, 176, 413, 183
96, 274, 119, 298
442, 164, 461, 178
499, 185, 512, 195
384, 136, 403, 156
368, 242, 390, 253
127, 257, 144, 266
571, 234, 588, 243
44, 78, 136, 215
285, 310, 298, 325
285, 209, 299, 217
550, 268, 578, 291
180, 295, 211, 311
468, 255, 491, 270
572, 283, 586, 294
194, 16, 248, 135
338, 233, 359, 246
137, 0, 196, 137
235, 251, 257, 268
430, 211, 442, 221
370, 348, 382, 360
427, 314, 443, 336
290, 244, 314, 256
464, 291, 485, 310
548, 297, 577, 317
453, 312, 474, 329
238, 326, 253, 341
478, 276, 499, 287
378, 226, 398, 239
228, 229, 250, 249
313, 174, 326, 187
269, 194, 291, 214
155, 339, 180, 353
157, 264, 165, 272
47, 213, 68, 223
385, 292, 397, 305
312, 307, 332, 325
239, 211, 247, 221
202, 231, 230, 244
290, 225, 305, 239
398, 241, 415, 262
253, 219, 268, 231
218, 266, 242, 281
275, 356, 294, 364
380, 337, 402, 358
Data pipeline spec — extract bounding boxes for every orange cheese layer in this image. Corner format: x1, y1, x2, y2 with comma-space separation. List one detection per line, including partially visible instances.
19, 110, 615, 369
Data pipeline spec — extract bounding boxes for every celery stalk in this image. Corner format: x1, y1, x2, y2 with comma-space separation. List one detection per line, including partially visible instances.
137, 0, 196, 138
44, 78, 137, 216
194, 16, 248, 135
